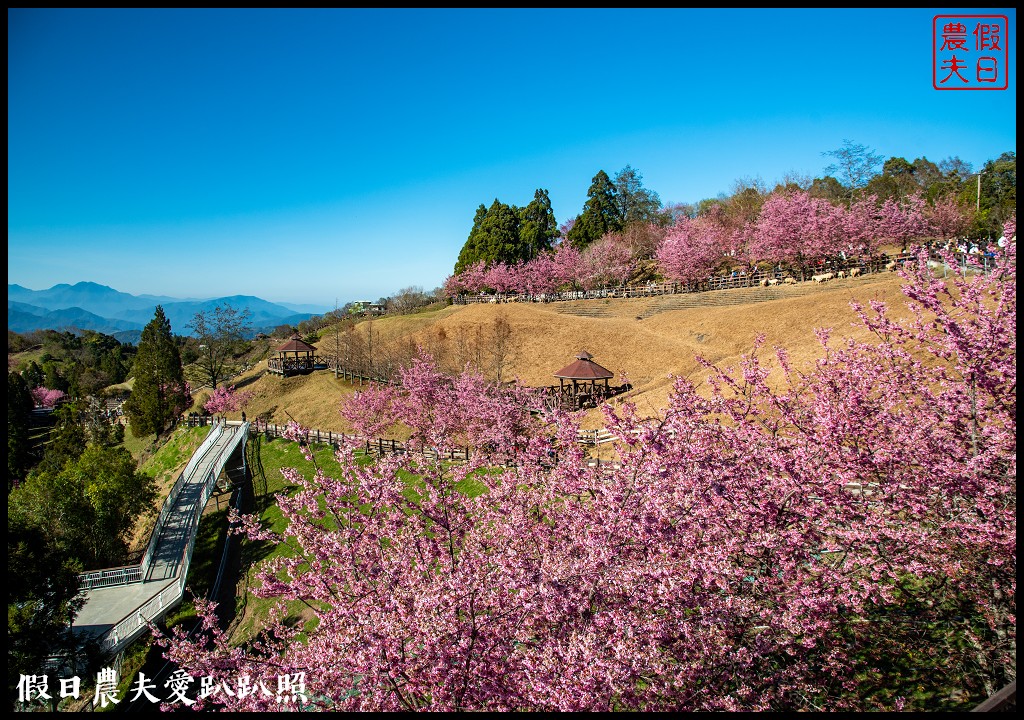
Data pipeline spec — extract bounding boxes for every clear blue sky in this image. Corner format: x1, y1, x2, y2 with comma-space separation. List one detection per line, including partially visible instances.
8, 8, 1017, 306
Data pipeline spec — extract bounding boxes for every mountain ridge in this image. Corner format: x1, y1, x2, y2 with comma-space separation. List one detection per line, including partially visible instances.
8, 282, 323, 338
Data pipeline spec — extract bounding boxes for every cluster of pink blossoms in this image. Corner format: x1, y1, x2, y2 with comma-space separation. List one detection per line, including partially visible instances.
159, 239, 1014, 711
447, 191, 966, 293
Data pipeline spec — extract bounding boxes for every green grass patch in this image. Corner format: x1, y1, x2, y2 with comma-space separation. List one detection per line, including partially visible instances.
229, 437, 497, 647
140, 425, 210, 479
119, 427, 157, 463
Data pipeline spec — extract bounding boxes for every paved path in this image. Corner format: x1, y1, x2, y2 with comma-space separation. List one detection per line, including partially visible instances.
72, 423, 247, 650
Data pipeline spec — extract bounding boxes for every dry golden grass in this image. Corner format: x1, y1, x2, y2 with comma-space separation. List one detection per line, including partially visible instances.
207, 272, 920, 433
189, 364, 364, 432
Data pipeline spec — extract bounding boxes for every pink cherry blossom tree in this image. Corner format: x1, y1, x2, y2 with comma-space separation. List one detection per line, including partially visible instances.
159, 244, 1015, 711
551, 241, 585, 291
656, 215, 727, 284
30, 386, 66, 408
520, 251, 559, 296
203, 384, 255, 416
840, 194, 884, 256
458, 260, 489, 294
751, 190, 843, 278
876, 193, 933, 251
582, 234, 634, 289
482, 262, 517, 295
926, 194, 974, 244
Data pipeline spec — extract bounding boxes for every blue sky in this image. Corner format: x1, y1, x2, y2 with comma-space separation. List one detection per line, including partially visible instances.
8, 8, 1017, 307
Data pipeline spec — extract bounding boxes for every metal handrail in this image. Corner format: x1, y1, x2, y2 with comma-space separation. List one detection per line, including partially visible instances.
78, 564, 144, 590
92, 424, 248, 655
142, 423, 223, 577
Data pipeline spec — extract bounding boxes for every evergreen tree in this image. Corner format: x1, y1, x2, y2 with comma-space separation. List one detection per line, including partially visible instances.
567, 170, 623, 250
123, 306, 190, 438
453, 199, 524, 272
478, 199, 522, 265
518, 188, 559, 259
7, 372, 34, 491
976, 151, 1016, 237
613, 165, 666, 225
11, 445, 157, 569
21, 360, 44, 389
454, 204, 489, 274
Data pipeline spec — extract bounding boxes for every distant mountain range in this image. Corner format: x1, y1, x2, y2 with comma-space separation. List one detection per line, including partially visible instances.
8, 282, 329, 343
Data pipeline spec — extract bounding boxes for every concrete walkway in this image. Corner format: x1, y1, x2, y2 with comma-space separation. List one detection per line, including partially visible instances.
72, 423, 246, 646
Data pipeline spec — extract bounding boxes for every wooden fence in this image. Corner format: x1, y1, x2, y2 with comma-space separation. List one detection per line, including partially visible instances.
246, 418, 615, 466
452, 253, 920, 305
972, 680, 1016, 712
256, 421, 472, 463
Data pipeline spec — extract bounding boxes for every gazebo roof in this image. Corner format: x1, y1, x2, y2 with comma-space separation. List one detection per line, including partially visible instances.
553, 350, 614, 380
275, 333, 317, 353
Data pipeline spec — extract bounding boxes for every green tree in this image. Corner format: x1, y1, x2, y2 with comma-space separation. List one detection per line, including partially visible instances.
42, 360, 67, 394
478, 199, 522, 265
808, 175, 848, 204
567, 170, 623, 250
10, 445, 157, 569
613, 165, 666, 225
188, 303, 253, 391
35, 400, 88, 475
123, 306, 190, 438
21, 360, 44, 389
7, 510, 86, 706
865, 156, 917, 201
454, 204, 490, 274
7, 372, 34, 491
518, 188, 559, 259
454, 199, 524, 271
910, 157, 943, 192
976, 151, 1016, 238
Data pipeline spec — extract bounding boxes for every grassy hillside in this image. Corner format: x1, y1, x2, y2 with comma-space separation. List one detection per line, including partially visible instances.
204, 272, 915, 431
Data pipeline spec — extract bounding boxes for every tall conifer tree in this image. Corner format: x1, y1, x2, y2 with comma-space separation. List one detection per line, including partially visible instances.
455, 204, 489, 274
519, 188, 559, 259
123, 306, 190, 438
567, 170, 623, 250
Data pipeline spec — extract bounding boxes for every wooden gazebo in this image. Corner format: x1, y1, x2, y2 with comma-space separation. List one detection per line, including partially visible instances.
552, 350, 615, 409
268, 333, 318, 376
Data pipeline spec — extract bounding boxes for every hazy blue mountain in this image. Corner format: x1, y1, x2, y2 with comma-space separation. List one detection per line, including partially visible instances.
8, 301, 48, 316
276, 301, 333, 314
8, 283, 320, 338
7, 305, 144, 335
7, 281, 162, 317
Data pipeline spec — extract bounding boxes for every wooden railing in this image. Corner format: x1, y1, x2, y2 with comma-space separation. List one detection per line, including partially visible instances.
451, 254, 919, 306
972, 681, 1016, 712
256, 422, 471, 463
254, 420, 613, 461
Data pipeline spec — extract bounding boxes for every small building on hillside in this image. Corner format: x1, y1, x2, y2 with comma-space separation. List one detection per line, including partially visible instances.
268, 333, 319, 376
351, 301, 385, 317
551, 350, 615, 409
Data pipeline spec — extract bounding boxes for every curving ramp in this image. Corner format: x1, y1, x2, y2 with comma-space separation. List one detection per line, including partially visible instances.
71, 421, 249, 656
